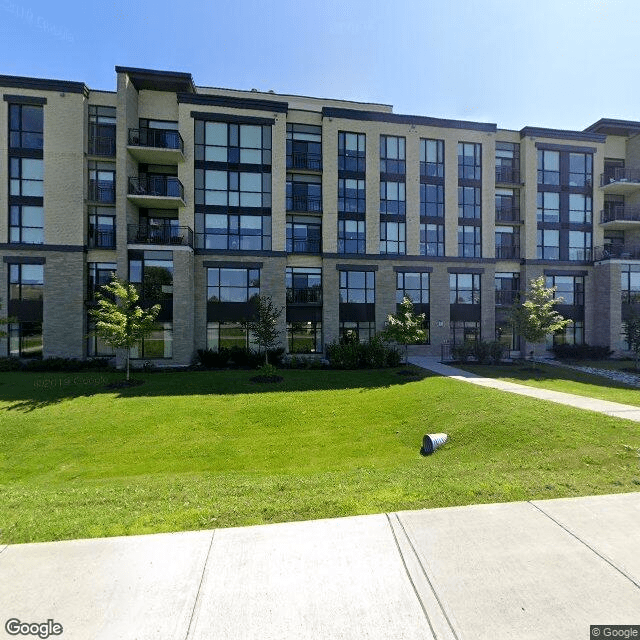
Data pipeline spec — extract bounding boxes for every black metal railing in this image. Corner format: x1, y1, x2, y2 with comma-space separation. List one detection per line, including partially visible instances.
600, 206, 640, 224
88, 229, 116, 249
286, 195, 322, 212
286, 287, 323, 304
88, 180, 115, 203
600, 167, 640, 187
127, 224, 193, 248
287, 152, 322, 171
495, 166, 520, 183
495, 206, 521, 223
495, 245, 520, 260
495, 290, 519, 306
88, 136, 116, 156
286, 239, 322, 254
594, 245, 640, 260
128, 176, 184, 200
128, 128, 184, 152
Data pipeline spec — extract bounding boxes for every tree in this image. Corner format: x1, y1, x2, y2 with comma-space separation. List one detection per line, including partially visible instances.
510, 276, 572, 359
89, 277, 160, 381
247, 295, 283, 365
382, 296, 427, 363
623, 312, 640, 371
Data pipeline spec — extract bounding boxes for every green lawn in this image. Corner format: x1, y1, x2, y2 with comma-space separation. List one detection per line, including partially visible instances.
1, 368, 639, 544
456, 363, 640, 406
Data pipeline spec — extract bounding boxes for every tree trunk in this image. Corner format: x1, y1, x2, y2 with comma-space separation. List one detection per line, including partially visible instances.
126, 351, 130, 381
265, 349, 269, 365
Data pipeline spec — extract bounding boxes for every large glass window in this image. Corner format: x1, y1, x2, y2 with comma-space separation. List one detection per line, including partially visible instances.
286, 216, 321, 254
536, 192, 560, 223
450, 273, 480, 304
458, 142, 481, 180
568, 231, 592, 261
380, 221, 406, 255
9, 263, 43, 301
9, 157, 43, 197
88, 161, 115, 203
87, 320, 116, 357
546, 275, 584, 306
88, 105, 116, 156
338, 219, 365, 254
495, 226, 519, 260
9, 322, 42, 358
88, 208, 116, 248
621, 264, 640, 304
129, 253, 173, 301
287, 322, 322, 354
380, 135, 405, 174
338, 132, 365, 173
537, 150, 560, 185
9, 205, 43, 244
396, 272, 429, 304
420, 139, 444, 178
287, 123, 321, 171
380, 181, 405, 215
458, 225, 481, 258
339, 271, 375, 303
130, 323, 173, 359
207, 321, 258, 351
88, 262, 117, 300
338, 178, 365, 213
420, 223, 444, 257
201, 213, 271, 251
537, 229, 560, 260
421, 184, 444, 218
569, 153, 593, 187
286, 267, 321, 304
495, 188, 519, 222
9, 104, 43, 149
495, 142, 520, 183
450, 321, 480, 346
495, 272, 520, 306
195, 169, 271, 208
458, 186, 481, 219
339, 321, 375, 344
195, 121, 271, 165
207, 267, 260, 303
568, 194, 592, 224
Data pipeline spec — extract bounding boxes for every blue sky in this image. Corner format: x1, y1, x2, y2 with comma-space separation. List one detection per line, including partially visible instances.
1, 0, 637, 131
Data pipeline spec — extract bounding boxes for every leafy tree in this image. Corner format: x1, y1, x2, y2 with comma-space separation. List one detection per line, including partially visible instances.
623, 312, 640, 371
89, 277, 160, 381
510, 276, 572, 359
247, 295, 283, 365
382, 296, 427, 363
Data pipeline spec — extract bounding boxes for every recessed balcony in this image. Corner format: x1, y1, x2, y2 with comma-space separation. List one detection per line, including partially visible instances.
495, 206, 522, 224
495, 166, 521, 184
495, 246, 520, 260
286, 152, 322, 172
600, 206, 640, 229
127, 128, 185, 164
127, 176, 185, 209
286, 195, 322, 213
599, 168, 640, 194
594, 245, 640, 261
286, 287, 323, 305
127, 224, 193, 248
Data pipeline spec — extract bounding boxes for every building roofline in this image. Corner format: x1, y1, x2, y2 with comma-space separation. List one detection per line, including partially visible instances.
178, 92, 288, 112
583, 118, 640, 137
115, 66, 195, 93
0, 73, 89, 97
520, 126, 606, 143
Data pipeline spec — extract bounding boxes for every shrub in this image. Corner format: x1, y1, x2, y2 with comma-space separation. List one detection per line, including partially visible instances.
326, 336, 400, 369
386, 347, 402, 368
552, 343, 613, 360
451, 342, 475, 362
21, 357, 113, 372
489, 340, 506, 364
0, 357, 23, 372
228, 346, 250, 367
197, 348, 230, 368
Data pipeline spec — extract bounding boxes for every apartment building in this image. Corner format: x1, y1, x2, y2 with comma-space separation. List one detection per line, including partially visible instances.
1, 66, 639, 364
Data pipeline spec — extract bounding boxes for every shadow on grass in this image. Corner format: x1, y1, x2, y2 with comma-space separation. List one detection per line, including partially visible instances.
0, 366, 434, 413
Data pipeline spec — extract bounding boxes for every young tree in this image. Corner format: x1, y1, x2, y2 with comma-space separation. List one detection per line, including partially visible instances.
382, 296, 427, 363
247, 295, 283, 365
510, 276, 572, 359
623, 313, 640, 371
89, 277, 160, 381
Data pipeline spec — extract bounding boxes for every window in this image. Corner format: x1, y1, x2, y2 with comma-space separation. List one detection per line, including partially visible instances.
10, 157, 43, 197
420, 139, 444, 178
201, 213, 271, 251
9, 205, 43, 244
207, 321, 257, 351
495, 142, 520, 183
495, 272, 520, 306
420, 223, 444, 257
287, 216, 321, 254
88, 208, 116, 248
130, 323, 173, 359
537, 192, 560, 223
287, 123, 321, 171
286, 267, 322, 304
87, 320, 116, 357
537, 229, 559, 260
569, 153, 592, 187
9, 263, 44, 301
568, 194, 592, 224
420, 184, 444, 218
338, 132, 365, 173
380, 221, 406, 255
195, 121, 271, 165
458, 225, 481, 258
287, 322, 322, 354
380, 135, 405, 174
8, 322, 42, 358
450, 321, 480, 345
396, 272, 429, 304
207, 268, 260, 303
495, 188, 519, 222
568, 231, 592, 261
380, 181, 405, 215
458, 186, 481, 219
9, 104, 43, 149
195, 169, 271, 208
537, 150, 560, 185
339, 321, 375, 343
88, 161, 115, 203
450, 273, 480, 304
88, 105, 116, 156
339, 271, 375, 303
548, 321, 584, 347
621, 264, 640, 304
458, 142, 481, 180
495, 226, 519, 260
287, 174, 321, 212
129, 252, 173, 301
338, 219, 365, 254
88, 262, 116, 300
338, 178, 365, 213
546, 275, 584, 306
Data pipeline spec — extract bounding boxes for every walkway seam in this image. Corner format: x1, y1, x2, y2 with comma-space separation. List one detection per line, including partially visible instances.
388, 513, 461, 640
183, 529, 216, 640
528, 501, 640, 591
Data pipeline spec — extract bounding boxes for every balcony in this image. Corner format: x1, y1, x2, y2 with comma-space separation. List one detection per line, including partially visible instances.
127, 128, 184, 163
127, 224, 193, 248
600, 205, 640, 229
88, 229, 116, 249
600, 168, 640, 194
286, 287, 322, 305
88, 180, 115, 203
594, 245, 640, 261
287, 152, 322, 172
286, 239, 322, 254
88, 136, 116, 157
286, 195, 322, 212
495, 289, 519, 306
495, 246, 520, 260
127, 176, 185, 209
495, 206, 521, 223
495, 166, 521, 184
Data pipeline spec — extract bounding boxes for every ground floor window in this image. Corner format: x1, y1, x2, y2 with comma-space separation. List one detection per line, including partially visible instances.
87, 320, 116, 357
9, 322, 43, 358
450, 321, 480, 345
547, 321, 584, 348
495, 321, 519, 351
130, 322, 173, 359
287, 321, 322, 354
207, 321, 257, 352
339, 321, 375, 344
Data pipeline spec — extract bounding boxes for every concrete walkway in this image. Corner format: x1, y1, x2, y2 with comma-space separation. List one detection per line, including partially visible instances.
409, 356, 640, 422
1, 493, 639, 639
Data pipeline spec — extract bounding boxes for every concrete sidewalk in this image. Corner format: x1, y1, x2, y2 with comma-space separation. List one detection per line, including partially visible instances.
410, 356, 640, 422
1, 493, 639, 639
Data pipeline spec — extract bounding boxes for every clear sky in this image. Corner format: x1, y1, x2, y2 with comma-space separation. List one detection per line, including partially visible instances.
1, 0, 637, 131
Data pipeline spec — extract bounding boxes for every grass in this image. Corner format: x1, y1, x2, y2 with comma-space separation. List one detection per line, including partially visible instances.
456, 362, 640, 406
1, 367, 639, 544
